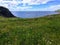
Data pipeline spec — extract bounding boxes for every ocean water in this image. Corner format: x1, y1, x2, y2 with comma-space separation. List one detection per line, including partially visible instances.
11, 11, 58, 18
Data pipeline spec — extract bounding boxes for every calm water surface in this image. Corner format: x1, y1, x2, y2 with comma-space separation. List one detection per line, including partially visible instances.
12, 11, 58, 18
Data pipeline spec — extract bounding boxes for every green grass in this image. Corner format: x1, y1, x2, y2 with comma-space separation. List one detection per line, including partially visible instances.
0, 14, 60, 45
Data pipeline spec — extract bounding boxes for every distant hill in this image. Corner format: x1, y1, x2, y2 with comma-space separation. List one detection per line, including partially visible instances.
0, 14, 60, 45
55, 9, 60, 12
0, 6, 16, 17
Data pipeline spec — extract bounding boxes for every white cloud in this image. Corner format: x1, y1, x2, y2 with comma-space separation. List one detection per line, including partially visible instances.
37, 5, 60, 11
47, 5, 60, 11
0, 0, 54, 6
9, 6, 33, 11
15, 5, 60, 11
0, 0, 55, 11
27, 0, 54, 5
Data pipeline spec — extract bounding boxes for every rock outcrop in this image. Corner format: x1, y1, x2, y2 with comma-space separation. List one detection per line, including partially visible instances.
0, 6, 15, 17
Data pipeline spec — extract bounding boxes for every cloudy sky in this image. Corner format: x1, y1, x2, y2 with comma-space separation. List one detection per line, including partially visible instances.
0, 0, 60, 11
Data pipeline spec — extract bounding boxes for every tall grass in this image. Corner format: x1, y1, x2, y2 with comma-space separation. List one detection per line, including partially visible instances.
0, 14, 60, 45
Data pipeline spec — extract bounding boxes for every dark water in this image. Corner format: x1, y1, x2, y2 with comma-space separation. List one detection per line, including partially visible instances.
11, 11, 58, 18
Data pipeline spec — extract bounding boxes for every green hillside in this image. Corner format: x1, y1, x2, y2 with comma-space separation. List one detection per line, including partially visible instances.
0, 14, 60, 45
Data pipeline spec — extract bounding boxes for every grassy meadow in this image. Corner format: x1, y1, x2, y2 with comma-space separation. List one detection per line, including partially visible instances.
0, 14, 60, 45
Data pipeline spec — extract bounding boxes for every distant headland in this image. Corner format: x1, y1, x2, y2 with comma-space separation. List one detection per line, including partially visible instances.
0, 6, 16, 17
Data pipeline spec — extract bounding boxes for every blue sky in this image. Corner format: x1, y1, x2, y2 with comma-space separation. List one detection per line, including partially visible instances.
0, 0, 60, 11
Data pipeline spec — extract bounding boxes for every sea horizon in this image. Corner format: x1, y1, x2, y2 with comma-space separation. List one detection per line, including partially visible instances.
11, 11, 58, 18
